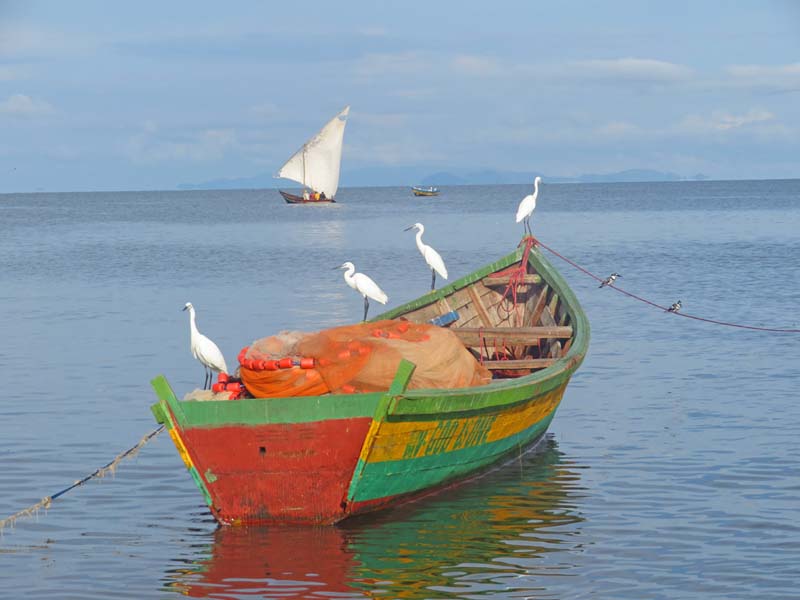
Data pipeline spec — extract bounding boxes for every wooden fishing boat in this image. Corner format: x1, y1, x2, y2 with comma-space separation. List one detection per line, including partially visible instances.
275, 106, 349, 204
412, 186, 440, 196
279, 190, 335, 204
150, 238, 589, 525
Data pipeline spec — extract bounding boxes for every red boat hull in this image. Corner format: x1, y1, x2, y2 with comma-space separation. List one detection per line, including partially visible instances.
177, 416, 372, 524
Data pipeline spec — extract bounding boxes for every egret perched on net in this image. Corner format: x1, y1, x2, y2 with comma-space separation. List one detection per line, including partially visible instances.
182, 302, 228, 389
404, 222, 448, 290
515, 176, 542, 236
335, 261, 388, 321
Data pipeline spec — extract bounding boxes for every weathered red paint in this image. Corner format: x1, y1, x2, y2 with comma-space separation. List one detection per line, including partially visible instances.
180, 417, 372, 524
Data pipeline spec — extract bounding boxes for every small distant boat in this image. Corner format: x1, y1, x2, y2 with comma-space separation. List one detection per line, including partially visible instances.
275, 106, 349, 204
151, 239, 589, 525
412, 186, 440, 197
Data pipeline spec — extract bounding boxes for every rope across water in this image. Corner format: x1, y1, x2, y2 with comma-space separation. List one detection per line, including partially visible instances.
532, 236, 800, 334
0, 426, 164, 533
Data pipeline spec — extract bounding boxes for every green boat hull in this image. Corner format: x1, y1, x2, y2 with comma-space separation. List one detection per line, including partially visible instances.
151, 240, 589, 524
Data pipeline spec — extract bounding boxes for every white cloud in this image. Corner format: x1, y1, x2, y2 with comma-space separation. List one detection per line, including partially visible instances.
568, 57, 693, 83
724, 62, 800, 91
0, 25, 95, 59
346, 140, 446, 165
0, 94, 54, 117
677, 109, 778, 134
726, 63, 800, 79
125, 124, 238, 163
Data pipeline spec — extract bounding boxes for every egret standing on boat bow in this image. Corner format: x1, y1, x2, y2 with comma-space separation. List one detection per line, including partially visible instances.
516, 176, 542, 235
404, 222, 448, 290
182, 302, 228, 389
275, 106, 349, 204
336, 262, 388, 321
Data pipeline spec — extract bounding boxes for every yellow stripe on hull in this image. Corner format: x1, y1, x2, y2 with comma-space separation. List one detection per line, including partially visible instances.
362, 384, 566, 463
168, 427, 196, 471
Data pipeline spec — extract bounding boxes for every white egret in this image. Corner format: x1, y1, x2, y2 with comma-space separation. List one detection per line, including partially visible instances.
667, 300, 682, 313
404, 222, 448, 290
335, 262, 388, 321
182, 302, 228, 389
515, 176, 542, 236
599, 272, 622, 288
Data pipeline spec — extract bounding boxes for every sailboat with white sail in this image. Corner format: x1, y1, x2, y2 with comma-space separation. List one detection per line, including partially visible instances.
275, 106, 350, 204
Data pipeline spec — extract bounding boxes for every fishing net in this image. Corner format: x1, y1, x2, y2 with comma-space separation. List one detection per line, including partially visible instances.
238, 320, 491, 398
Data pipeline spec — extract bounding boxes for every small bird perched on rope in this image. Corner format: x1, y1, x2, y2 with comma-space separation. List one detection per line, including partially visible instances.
667, 300, 682, 313
599, 272, 622, 288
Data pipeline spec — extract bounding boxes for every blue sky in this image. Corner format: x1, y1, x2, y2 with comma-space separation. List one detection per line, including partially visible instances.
1, 0, 798, 192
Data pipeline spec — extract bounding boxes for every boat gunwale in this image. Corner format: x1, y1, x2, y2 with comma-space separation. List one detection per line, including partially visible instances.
154, 239, 588, 423
374, 239, 589, 397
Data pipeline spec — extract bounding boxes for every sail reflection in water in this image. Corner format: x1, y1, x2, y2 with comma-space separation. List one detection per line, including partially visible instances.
163, 437, 586, 599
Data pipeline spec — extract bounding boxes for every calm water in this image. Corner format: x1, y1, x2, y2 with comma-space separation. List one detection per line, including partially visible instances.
1, 180, 799, 599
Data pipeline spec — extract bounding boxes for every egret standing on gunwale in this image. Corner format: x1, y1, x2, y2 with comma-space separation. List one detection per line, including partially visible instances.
336, 261, 388, 321
516, 176, 542, 236
404, 222, 448, 290
182, 302, 228, 389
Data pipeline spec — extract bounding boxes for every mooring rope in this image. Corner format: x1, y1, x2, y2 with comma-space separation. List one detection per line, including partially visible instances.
0, 425, 164, 534
532, 237, 800, 334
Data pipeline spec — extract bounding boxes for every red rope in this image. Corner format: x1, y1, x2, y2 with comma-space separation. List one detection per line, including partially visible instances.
499, 236, 536, 325
532, 237, 800, 334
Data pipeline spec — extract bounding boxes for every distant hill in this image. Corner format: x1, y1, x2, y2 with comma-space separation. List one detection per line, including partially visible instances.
179, 167, 707, 190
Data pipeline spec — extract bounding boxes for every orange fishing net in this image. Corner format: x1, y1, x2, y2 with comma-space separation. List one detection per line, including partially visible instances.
239, 320, 491, 398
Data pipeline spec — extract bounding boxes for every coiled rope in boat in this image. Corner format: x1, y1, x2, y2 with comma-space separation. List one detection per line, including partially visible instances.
0, 426, 164, 534
532, 236, 800, 334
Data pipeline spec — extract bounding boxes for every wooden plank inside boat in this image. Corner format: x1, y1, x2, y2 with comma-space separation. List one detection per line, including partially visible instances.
451, 326, 572, 346
528, 285, 549, 327
466, 286, 493, 327
482, 358, 557, 369
483, 274, 542, 286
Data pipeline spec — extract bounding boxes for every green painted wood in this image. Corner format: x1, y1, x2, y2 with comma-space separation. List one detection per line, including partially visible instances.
174, 390, 382, 428
346, 360, 417, 504
374, 248, 525, 321
375, 242, 589, 417
352, 413, 556, 503
150, 402, 167, 425
148, 380, 215, 509
151, 375, 186, 425
155, 243, 588, 431
388, 359, 417, 396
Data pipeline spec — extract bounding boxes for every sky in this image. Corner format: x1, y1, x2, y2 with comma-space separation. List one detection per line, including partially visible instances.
0, 0, 799, 192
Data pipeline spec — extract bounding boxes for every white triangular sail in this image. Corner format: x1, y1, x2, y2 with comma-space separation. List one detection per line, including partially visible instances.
275, 106, 349, 199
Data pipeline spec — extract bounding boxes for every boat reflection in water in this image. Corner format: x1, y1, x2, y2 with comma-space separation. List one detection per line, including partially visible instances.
163, 437, 586, 599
